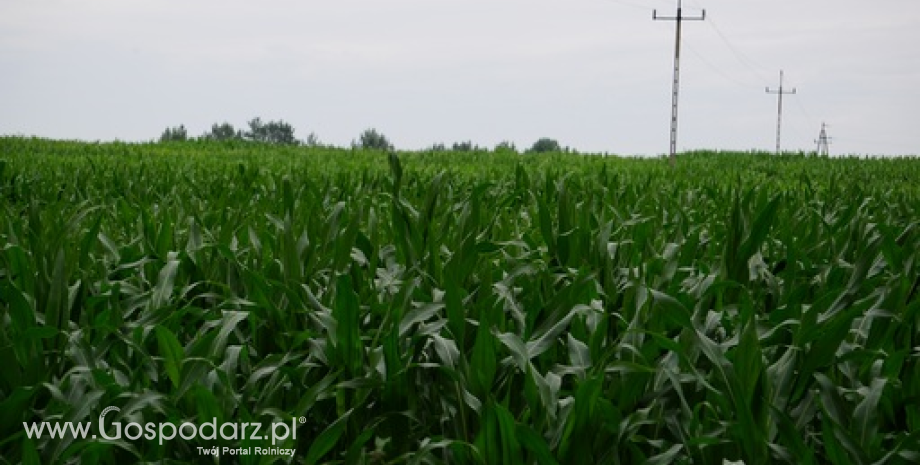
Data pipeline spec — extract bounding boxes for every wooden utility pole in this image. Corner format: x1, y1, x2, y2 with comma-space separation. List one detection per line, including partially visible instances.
654, 0, 706, 166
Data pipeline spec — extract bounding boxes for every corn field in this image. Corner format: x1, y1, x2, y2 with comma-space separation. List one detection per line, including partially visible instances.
1, 137, 919, 464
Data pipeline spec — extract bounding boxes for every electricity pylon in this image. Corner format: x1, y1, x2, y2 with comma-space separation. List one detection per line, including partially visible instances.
815, 122, 831, 156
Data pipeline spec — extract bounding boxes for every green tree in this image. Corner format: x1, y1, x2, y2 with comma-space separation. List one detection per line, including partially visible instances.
355, 128, 393, 151
159, 125, 188, 142
304, 132, 322, 148
495, 141, 517, 153
244, 117, 299, 145
451, 141, 481, 152
202, 122, 242, 141
527, 137, 561, 154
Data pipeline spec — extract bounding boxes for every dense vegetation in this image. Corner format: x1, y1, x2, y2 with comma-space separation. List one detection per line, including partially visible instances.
159, 119, 560, 154
1, 137, 918, 464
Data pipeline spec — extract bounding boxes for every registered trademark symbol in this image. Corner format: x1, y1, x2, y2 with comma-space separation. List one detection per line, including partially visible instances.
299, 417, 306, 424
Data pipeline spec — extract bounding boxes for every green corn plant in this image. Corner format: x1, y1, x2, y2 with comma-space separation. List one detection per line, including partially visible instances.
0, 138, 919, 463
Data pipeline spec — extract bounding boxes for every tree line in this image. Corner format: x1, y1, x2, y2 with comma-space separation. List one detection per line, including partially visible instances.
159, 118, 565, 153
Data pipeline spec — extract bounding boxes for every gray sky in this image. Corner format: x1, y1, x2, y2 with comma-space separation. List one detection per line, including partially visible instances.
1, 0, 918, 156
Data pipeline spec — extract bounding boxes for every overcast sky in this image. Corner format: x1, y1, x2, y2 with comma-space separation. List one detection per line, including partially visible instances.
1, 0, 918, 156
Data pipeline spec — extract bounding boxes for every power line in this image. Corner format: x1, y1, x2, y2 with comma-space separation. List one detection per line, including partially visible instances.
653, 0, 706, 165
599, 0, 676, 12
765, 70, 797, 154
705, 17, 772, 86
600, 0, 654, 11
683, 37, 758, 88
792, 92, 817, 127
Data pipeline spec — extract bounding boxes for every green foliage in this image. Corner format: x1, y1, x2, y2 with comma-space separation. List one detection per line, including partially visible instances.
303, 132, 323, 147
158, 125, 188, 143
527, 137, 561, 153
451, 141, 481, 152
243, 117, 299, 145
201, 122, 242, 141
495, 141, 518, 154
1, 138, 919, 463
356, 128, 393, 151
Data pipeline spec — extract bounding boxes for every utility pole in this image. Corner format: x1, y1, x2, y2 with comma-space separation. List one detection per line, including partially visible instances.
654, 0, 705, 166
815, 122, 831, 156
765, 70, 796, 154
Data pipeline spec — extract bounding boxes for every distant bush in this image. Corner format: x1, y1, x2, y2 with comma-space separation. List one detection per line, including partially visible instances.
527, 138, 562, 154
451, 141, 482, 152
159, 125, 188, 142
495, 141, 518, 154
202, 122, 242, 142
244, 117, 299, 145
356, 128, 393, 151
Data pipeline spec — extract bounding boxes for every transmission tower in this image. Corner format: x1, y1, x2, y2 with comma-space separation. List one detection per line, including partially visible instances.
765, 70, 796, 154
653, 0, 706, 166
815, 122, 831, 156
